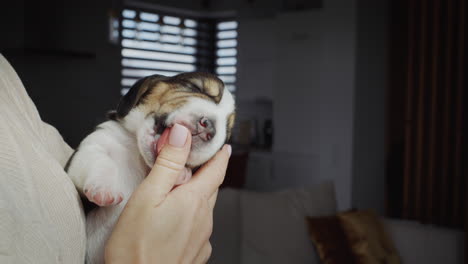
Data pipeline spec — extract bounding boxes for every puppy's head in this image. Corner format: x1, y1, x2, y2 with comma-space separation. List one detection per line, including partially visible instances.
110, 72, 236, 168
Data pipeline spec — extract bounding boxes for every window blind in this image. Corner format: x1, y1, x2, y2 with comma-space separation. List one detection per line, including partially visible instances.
216, 21, 238, 93
120, 8, 237, 95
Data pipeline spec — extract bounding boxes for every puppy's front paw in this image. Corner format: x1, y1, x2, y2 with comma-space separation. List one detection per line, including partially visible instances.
83, 185, 124, 207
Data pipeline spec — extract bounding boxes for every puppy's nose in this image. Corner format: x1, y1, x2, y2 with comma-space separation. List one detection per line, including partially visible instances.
198, 117, 216, 141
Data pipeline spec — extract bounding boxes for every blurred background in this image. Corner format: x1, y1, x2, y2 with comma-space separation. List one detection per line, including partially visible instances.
1, 0, 466, 262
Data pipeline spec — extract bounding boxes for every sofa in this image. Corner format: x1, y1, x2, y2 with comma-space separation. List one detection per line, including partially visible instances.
210, 181, 465, 264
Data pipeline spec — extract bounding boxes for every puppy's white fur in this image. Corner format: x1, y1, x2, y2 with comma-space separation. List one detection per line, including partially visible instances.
67, 87, 234, 264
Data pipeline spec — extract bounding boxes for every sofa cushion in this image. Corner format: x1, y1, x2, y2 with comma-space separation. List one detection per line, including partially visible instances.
306, 210, 400, 264
385, 219, 465, 264
210, 188, 241, 264
240, 181, 337, 264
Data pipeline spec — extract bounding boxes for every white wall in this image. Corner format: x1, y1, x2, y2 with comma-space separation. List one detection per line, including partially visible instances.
237, 0, 358, 210
236, 18, 276, 102
275, 2, 357, 210
271, 10, 324, 191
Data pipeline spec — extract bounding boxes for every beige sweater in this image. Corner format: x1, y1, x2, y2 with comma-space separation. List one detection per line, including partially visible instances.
0, 55, 86, 263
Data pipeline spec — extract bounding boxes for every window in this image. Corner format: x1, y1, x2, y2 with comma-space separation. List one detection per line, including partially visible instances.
216, 21, 238, 93
120, 8, 238, 95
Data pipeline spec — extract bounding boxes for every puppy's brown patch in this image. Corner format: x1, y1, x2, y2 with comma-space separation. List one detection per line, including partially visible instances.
226, 113, 236, 140
172, 72, 224, 103
140, 82, 213, 117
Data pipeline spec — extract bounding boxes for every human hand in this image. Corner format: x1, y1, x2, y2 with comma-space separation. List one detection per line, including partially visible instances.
104, 124, 231, 264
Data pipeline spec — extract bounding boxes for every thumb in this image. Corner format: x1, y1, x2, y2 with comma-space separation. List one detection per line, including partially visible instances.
142, 124, 191, 203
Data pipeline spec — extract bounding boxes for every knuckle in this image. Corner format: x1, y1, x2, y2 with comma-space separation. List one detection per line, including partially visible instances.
206, 242, 212, 256
213, 165, 227, 184
206, 220, 213, 238
201, 166, 224, 188
149, 189, 168, 206
154, 155, 185, 172
204, 243, 212, 262
216, 173, 226, 187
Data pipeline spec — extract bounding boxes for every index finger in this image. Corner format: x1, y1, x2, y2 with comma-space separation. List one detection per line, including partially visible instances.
187, 144, 231, 198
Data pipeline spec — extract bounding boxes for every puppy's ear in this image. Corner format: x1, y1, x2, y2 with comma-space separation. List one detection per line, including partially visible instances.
175, 72, 225, 103
114, 74, 166, 119
226, 112, 236, 141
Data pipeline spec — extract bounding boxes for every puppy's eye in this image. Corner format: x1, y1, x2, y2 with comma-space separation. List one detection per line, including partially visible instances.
199, 117, 208, 128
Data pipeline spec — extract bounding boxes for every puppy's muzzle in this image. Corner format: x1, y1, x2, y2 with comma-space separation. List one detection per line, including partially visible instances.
157, 116, 216, 143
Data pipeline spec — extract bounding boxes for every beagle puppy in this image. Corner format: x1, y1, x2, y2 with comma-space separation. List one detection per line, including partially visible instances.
65, 72, 236, 264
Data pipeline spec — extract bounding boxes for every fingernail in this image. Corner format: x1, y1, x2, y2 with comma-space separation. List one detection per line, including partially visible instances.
169, 124, 188, 147
226, 144, 232, 157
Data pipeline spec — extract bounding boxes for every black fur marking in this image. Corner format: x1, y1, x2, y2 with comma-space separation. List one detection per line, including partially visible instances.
107, 110, 118, 121
115, 77, 147, 118
115, 74, 168, 119
154, 114, 168, 135
64, 147, 79, 172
